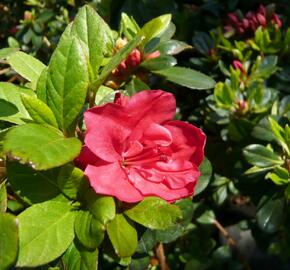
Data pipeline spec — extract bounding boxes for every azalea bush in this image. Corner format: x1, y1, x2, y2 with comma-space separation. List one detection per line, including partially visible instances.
0, 1, 290, 270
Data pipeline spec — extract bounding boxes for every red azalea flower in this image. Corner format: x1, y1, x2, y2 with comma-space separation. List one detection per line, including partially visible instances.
77, 90, 206, 203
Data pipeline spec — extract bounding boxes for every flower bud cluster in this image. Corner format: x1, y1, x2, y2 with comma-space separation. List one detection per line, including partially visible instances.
225, 5, 282, 35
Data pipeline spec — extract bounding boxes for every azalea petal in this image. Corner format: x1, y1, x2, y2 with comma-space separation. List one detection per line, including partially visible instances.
127, 90, 176, 141
165, 120, 206, 166
84, 103, 130, 162
75, 145, 99, 170
142, 123, 172, 146
129, 168, 195, 202
123, 140, 144, 158
85, 162, 143, 203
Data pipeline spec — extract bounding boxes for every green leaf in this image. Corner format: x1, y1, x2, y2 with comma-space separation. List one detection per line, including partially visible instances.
0, 182, 7, 213
120, 12, 140, 40
21, 94, 58, 127
214, 82, 235, 108
0, 213, 18, 270
268, 117, 290, 156
257, 196, 284, 233
16, 201, 75, 267
139, 14, 171, 48
0, 47, 19, 60
255, 55, 278, 78
46, 36, 89, 131
7, 162, 83, 204
71, 5, 114, 76
96, 34, 144, 86
124, 197, 182, 230
126, 78, 150, 95
84, 189, 115, 225
107, 214, 138, 258
74, 210, 105, 250
0, 82, 34, 124
266, 166, 290, 185
243, 144, 284, 168
4, 123, 82, 170
140, 55, 177, 71
156, 40, 191, 55
7, 51, 46, 89
95, 85, 115, 105
195, 157, 212, 195
153, 67, 216, 90
62, 241, 98, 270
197, 210, 215, 224
36, 67, 48, 102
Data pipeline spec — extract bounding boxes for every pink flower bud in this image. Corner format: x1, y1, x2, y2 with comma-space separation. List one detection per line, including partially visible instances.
232, 60, 246, 75
143, 50, 161, 61
125, 48, 141, 70
271, 14, 282, 28
256, 13, 267, 27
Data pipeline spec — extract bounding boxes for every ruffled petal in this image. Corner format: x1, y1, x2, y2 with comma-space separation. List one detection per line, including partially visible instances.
84, 103, 130, 162
85, 162, 144, 203
127, 90, 176, 141
75, 145, 99, 170
165, 120, 206, 166
142, 123, 172, 146
129, 168, 195, 202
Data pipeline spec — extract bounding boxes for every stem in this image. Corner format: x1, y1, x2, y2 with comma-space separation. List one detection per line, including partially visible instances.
213, 219, 251, 270
155, 242, 170, 270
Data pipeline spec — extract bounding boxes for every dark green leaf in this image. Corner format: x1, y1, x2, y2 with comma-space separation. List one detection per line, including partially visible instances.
243, 144, 284, 168
156, 40, 191, 55
257, 196, 284, 233
153, 67, 216, 90
4, 124, 82, 170
140, 55, 176, 71
126, 78, 150, 95
124, 197, 182, 230
107, 214, 138, 258
197, 210, 215, 225
195, 157, 212, 195
0, 213, 18, 270
17, 201, 75, 267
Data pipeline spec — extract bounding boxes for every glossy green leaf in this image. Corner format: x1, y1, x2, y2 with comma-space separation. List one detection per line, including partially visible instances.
195, 157, 212, 195
257, 196, 284, 233
0, 182, 7, 213
84, 190, 115, 225
0, 213, 18, 270
107, 214, 138, 258
17, 201, 75, 267
125, 197, 182, 229
156, 40, 191, 55
36, 67, 48, 102
0, 82, 34, 124
7, 162, 83, 204
62, 241, 98, 270
21, 94, 58, 127
140, 55, 176, 70
46, 36, 89, 131
153, 67, 216, 90
139, 14, 171, 47
96, 34, 144, 86
243, 144, 284, 168
255, 55, 278, 78
7, 51, 46, 89
74, 210, 105, 250
4, 124, 82, 170
72, 5, 114, 75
